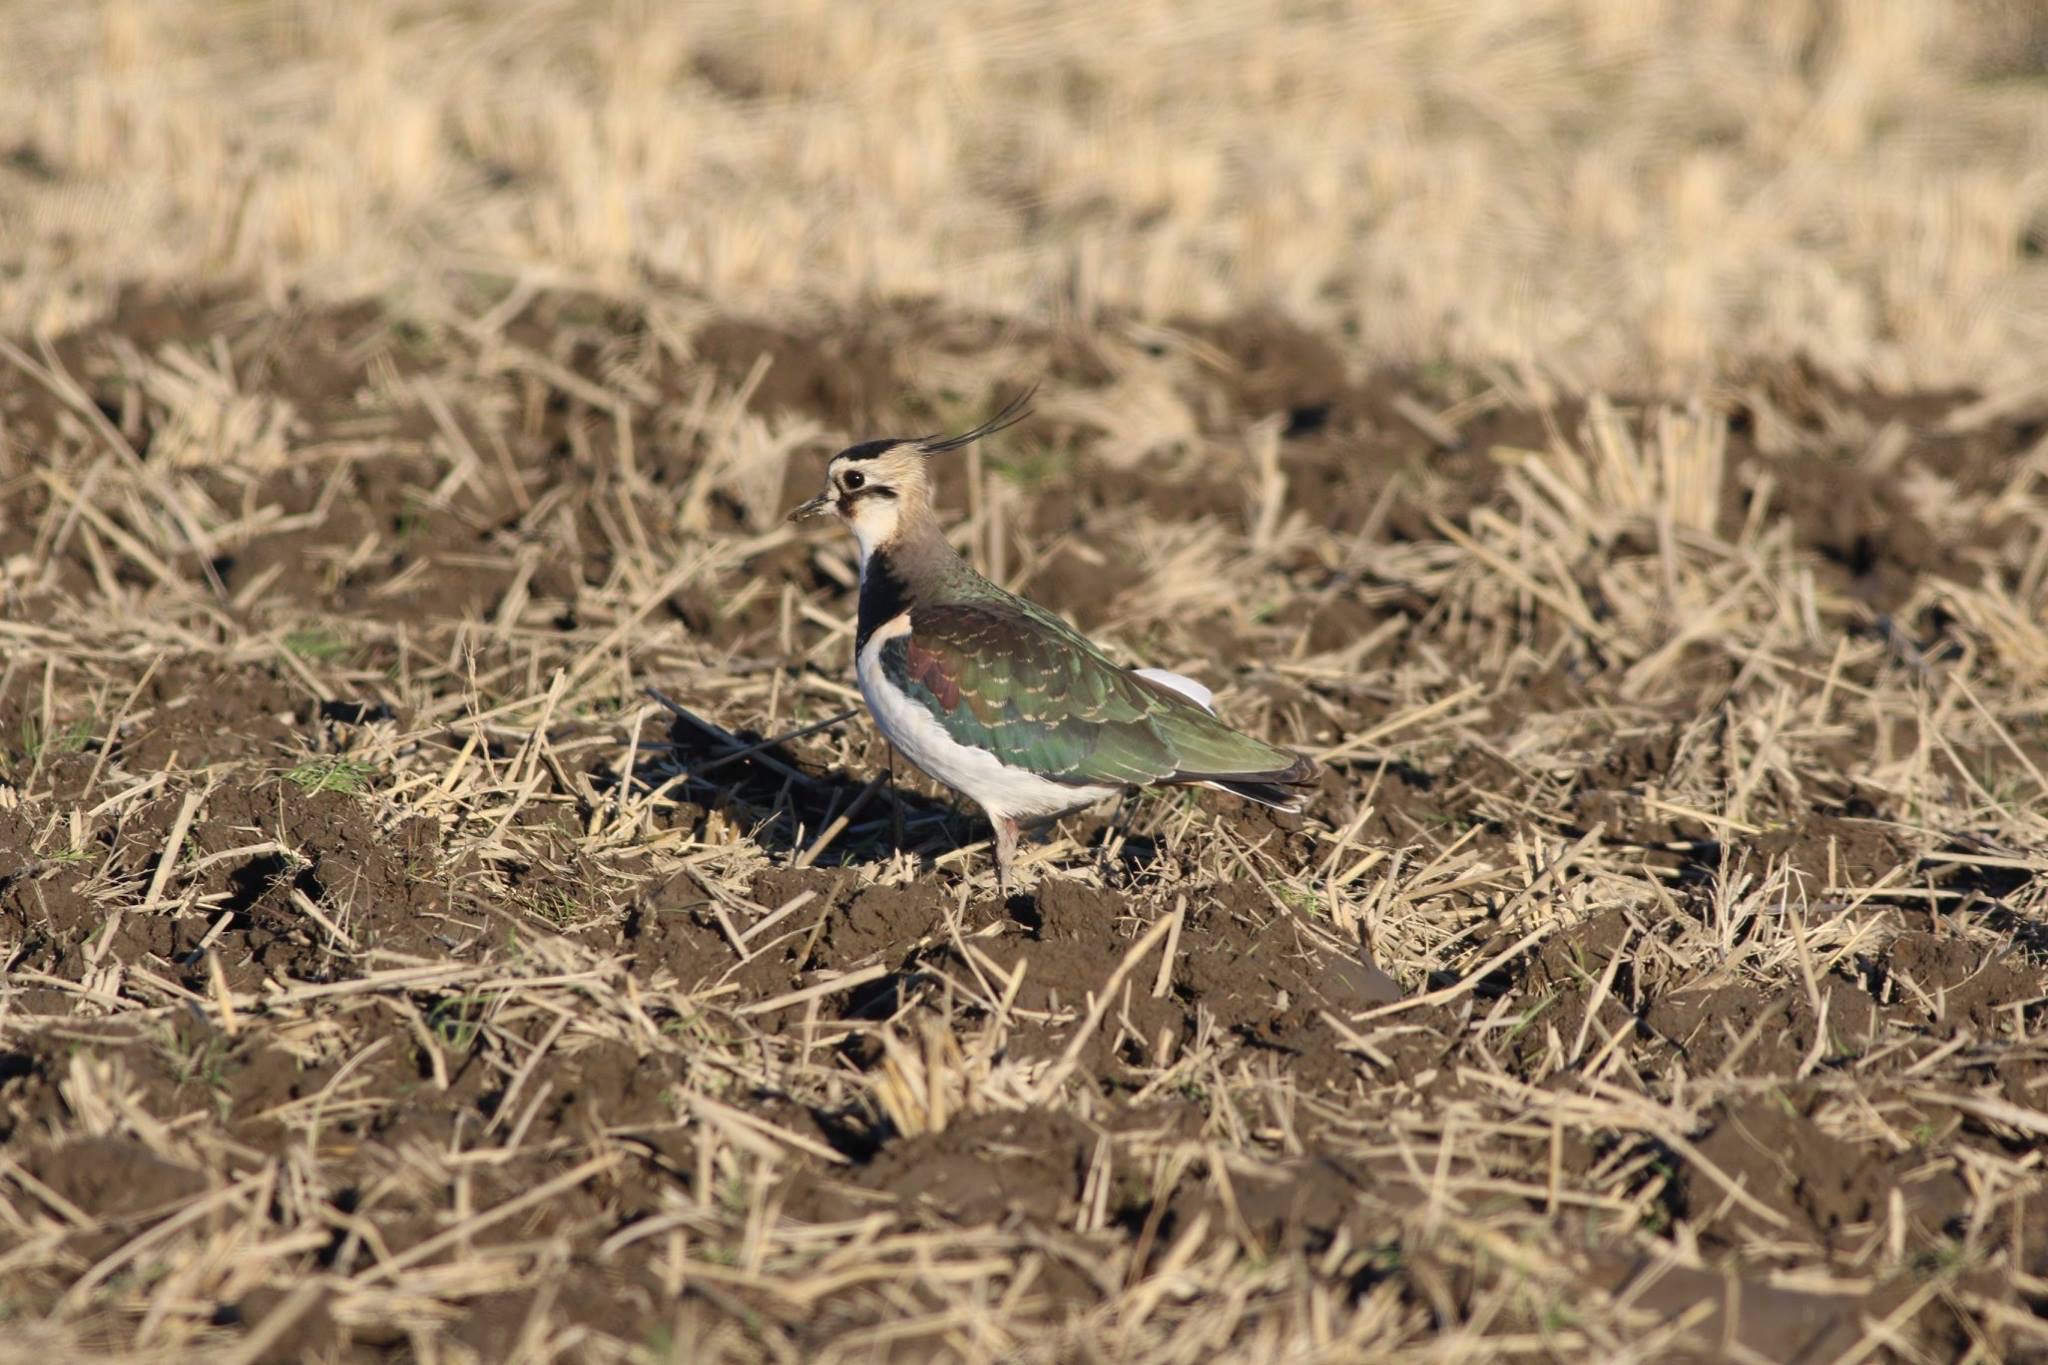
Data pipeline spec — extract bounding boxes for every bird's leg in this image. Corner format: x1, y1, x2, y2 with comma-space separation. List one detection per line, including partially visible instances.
992, 816, 1020, 892
887, 743, 903, 856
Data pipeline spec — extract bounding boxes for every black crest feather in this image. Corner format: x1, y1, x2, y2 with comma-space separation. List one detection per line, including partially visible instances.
915, 385, 1038, 455
837, 437, 909, 464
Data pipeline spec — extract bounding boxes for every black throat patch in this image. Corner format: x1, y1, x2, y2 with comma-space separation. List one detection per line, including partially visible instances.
855, 549, 913, 653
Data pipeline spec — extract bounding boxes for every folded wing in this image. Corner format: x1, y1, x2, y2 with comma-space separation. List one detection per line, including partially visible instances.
877, 600, 1314, 798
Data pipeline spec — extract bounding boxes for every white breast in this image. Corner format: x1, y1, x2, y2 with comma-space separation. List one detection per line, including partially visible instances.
856, 613, 1118, 824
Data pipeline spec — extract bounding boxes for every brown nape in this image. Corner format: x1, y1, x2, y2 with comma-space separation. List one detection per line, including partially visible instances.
872, 493, 960, 564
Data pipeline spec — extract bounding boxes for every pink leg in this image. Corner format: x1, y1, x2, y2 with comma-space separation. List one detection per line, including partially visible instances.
992, 816, 1020, 890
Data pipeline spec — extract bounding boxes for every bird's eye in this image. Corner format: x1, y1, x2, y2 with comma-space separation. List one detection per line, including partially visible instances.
842, 470, 866, 491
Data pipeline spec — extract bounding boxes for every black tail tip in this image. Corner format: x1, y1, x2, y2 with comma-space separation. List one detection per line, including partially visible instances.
1214, 771, 1315, 813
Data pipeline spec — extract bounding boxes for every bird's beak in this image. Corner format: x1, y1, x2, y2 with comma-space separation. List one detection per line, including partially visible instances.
786, 493, 834, 523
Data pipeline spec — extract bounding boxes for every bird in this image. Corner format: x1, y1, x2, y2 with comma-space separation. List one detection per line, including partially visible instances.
787, 389, 1317, 887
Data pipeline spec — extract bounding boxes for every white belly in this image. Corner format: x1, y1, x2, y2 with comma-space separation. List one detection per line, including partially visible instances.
856, 615, 1118, 823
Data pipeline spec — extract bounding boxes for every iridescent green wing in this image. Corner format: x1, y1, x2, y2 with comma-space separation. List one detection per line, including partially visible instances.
879, 600, 1304, 788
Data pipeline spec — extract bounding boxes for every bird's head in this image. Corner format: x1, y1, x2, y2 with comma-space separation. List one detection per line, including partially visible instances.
787, 387, 1036, 560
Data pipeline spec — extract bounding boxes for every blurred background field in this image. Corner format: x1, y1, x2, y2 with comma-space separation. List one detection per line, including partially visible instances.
4, 4, 2048, 1363
5, 0, 2048, 391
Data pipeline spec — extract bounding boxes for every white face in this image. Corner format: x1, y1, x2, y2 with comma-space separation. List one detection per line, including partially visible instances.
830, 457, 904, 562
790, 443, 929, 565
788, 395, 1032, 565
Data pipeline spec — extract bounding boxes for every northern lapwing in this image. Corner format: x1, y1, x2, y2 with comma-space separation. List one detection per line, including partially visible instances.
788, 390, 1317, 886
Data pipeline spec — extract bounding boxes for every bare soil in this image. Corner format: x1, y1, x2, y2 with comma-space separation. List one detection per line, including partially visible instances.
2, 290, 2045, 1362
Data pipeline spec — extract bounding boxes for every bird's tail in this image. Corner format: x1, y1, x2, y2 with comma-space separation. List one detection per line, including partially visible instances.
1127, 669, 1321, 812
1193, 753, 1319, 813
